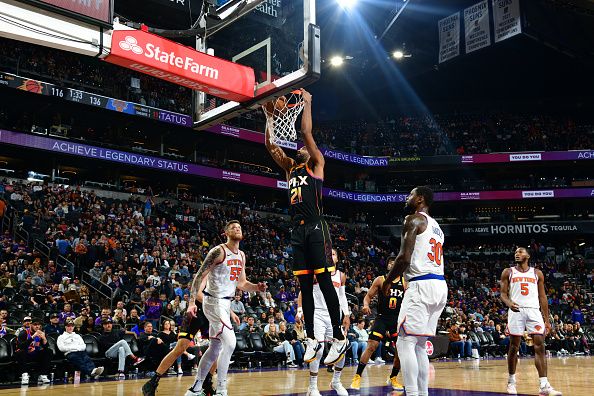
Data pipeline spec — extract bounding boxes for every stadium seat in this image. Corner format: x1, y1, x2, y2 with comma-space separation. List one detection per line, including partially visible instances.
247, 332, 274, 367
122, 333, 140, 355
233, 332, 255, 368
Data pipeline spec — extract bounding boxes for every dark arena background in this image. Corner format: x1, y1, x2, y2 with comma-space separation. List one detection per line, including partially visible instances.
0, 0, 593, 395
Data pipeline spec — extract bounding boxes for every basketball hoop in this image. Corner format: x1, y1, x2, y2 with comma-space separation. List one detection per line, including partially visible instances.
262, 90, 305, 144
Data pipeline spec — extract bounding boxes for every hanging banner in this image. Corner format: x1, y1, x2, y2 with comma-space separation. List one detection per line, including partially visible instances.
464, 0, 491, 54
492, 0, 522, 43
438, 12, 460, 63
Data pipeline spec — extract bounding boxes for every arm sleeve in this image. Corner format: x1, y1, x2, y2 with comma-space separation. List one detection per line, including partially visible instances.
338, 286, 350, 317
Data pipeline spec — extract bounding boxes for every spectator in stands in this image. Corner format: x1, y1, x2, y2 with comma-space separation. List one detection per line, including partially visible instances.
139, 321, 170, 370
95, 307, 112, 327
264, 322, 298, 368
59, 303, 76, 324
349, 319, 369, 364
74, 307, 90, 331
15, 316, 32, 337
16, 318, 52, 385
31, 269, 45, 286
44, 313, 63, 335
57, 319, 104, 379
0, 315, 14, 337
231, 295, 246, 316
263, 316, 279, 333
128, 308, 141, 327
264, 292, 275, 308
449, 323, 472, 359
241, 316, 261, 335
0, 270, 17, 288
278, 321, 304, 365
98, 318, 144, 379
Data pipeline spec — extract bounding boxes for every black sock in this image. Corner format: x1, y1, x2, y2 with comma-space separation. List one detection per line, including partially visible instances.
150, 372, 161, 384
316, 271, 344, 340
203, 372, 213, 387
298, 274, 315, 337
356, 362, 367, 376
390, 366, 400, 378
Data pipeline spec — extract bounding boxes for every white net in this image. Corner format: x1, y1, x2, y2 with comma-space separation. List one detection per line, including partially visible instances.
262, 90, 305, 144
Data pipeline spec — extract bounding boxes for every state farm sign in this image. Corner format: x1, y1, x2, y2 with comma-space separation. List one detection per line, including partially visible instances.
105, 30, 255, 102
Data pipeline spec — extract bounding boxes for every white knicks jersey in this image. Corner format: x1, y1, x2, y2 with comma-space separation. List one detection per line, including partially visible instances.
313, 270, 342, 313
406, 212, 445, 281
509, 266, 540, 309
205, 244, 245, 299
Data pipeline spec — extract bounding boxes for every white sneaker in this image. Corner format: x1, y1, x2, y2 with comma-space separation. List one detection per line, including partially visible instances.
186, 353, 196, 361
539, 385, 562, 395
306, 387, 322, 396
324, 338, 349, 365
38, 375, 51, 384
214, 390, 227, 396
330, 381, 349, 396
375, 357, 385, 364
507, 383, 517, 394
178, 367, 184, 375
287, 361, 299, 368
304, 338, 321, 363
21, 373, 29, 385
91, 366, 104, 378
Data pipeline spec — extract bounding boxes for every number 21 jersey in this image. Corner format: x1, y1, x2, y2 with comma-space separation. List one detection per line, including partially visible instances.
406, 211, 445, 281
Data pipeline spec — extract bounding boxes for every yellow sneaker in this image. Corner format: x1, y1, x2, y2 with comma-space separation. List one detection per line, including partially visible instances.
387, 376, 404, 391
350, 374, 361, 390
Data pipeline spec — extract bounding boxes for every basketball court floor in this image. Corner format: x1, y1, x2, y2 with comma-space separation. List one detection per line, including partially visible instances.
0, 356, 590, 395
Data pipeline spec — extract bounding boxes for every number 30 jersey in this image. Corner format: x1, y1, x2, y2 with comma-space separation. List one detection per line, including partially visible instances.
406, 212, 445, 281
205, 244, 245, 299
508, 266, 540, 309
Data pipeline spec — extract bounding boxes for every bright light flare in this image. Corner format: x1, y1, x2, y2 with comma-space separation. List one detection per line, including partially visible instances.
330, 56, 344, 67
393, 50, 404, 59
338, 0, 358, 10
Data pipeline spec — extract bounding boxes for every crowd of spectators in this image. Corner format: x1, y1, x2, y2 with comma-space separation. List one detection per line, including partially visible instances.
0, 179, 593, 383
0, 38, 192, 115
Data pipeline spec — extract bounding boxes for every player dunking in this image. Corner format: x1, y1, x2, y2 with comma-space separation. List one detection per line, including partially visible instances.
382, 186, 447, 396
183, 220, 266, 396
264, 89, 348, 365
351, 255, 405, 392
297, 248, 350, 396
500, 247, 562, 396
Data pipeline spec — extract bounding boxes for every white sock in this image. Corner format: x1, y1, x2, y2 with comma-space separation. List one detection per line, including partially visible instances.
309, 374, 318, 388
539, 377, 548, 389
397, 335, 419, 396
415, 338, 430, 396
509, 374, 516, 384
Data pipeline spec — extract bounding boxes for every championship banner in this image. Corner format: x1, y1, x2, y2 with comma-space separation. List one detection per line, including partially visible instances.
438, 12, 460, 63
492, 0, 522, 43
105, 29, 255, 102
464, 0, 491, 54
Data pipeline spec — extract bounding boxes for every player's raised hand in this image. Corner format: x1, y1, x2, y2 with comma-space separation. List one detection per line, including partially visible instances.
257, 282, 268, 292
362, 306, 371, 316
300, 88, 312, 104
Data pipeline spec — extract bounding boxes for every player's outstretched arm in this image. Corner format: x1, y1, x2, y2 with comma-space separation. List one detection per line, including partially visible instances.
237, 264, 267, 293
536, 269, 551, 333
500, 268, 519, 312
363, 276, 382, 315
300, 89, 324, 173
263, 106, 294, 173
382, 214, 424, 294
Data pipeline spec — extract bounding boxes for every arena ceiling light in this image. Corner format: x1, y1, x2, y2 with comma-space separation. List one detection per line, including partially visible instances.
337, 0, 358, 10
330, 56, 344, 67
392, 50, 412, 60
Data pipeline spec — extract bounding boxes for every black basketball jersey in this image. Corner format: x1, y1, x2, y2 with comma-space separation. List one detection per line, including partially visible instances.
287, 163, 323, 221
377, 275, 405, 318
